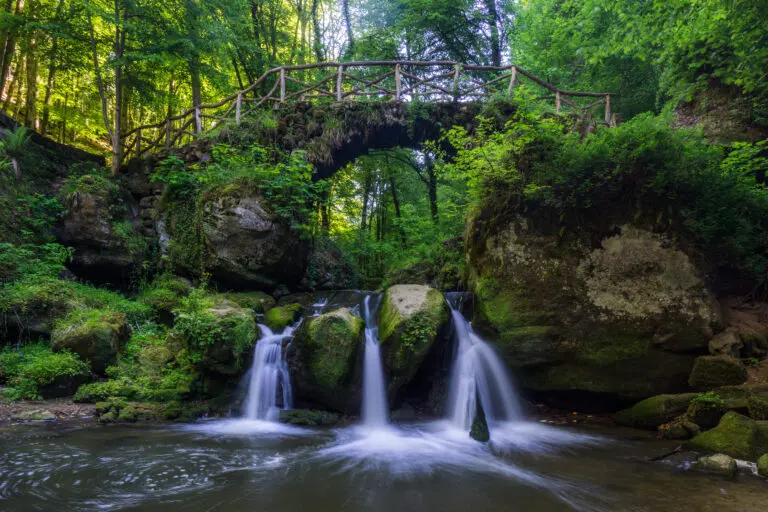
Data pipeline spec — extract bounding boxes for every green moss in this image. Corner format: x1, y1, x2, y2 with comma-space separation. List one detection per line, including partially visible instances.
138, 275, 192, 315
303, 308, 363, 391
51, 308, 128, 374
687, 411, 768, 461
758, 453, 768, 477
0, 343, 90, 400
379, 285, 449, 393
264, 303, 302, 331
748, 395, 768, 420
689, 356, 748, 390
615, 393, 697, 429
579, 329, 651, 366
219, 291, 275, 314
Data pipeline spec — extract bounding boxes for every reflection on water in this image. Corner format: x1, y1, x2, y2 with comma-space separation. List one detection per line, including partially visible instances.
1, 420, 766, 512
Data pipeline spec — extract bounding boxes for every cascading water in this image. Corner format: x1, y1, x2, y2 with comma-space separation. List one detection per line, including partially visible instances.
361, 294, 389, 428
446, 293, 523, 432
243, 323, 295, 422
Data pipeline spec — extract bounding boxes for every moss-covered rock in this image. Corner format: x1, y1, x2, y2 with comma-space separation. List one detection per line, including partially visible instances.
264, 303, 302, 331
758, 453, 768, 477
687, 400, 726, 430
379, 285, 449, 397
467, 219, 720, 403
696, 453, 738, 476
289, 307, 364, 413
11, 409, 56, 421
220, 291, 276, 314
708, 328, 743, 358
278, 409, 340, 426
688, 356, 748, 390
687, 411, 768, 461
615, 393, 697, 429
748, 395, 768, 420
138, 275, 192, 320
51, 309, 129, 374
658, 415, 700, 439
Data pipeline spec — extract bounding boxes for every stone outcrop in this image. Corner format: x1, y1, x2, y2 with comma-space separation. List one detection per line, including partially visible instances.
467, 217, 722, 403
688, 356, 748, 390
687, 411, 768, 461
288, 307, 364, 413
51, 310, 129, 374
379, 285, 450, 398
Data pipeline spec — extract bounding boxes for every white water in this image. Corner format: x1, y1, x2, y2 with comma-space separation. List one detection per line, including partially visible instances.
361, 294, 389, 428
446, 294, 523, 432
243, 323, 295, 422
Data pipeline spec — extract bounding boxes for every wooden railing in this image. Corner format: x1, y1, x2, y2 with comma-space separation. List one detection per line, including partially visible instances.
120, 61, 615, 160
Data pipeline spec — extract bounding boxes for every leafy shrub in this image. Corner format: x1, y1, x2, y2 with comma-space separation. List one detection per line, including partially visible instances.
691, 391, 725, 408
0, 343, 89, 401
0, 243, 72, 283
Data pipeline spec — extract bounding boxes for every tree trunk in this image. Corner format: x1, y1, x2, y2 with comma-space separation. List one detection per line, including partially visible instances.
361, 171, 372, 230
485, 0, 501, 67
311, 0, 324, 62
186, 0, 202, 114
425, 155, 438, 223
389, 176, 406, 246
0, 0, 21, 92
24, 47, 38, 128
342, 0, 354, 59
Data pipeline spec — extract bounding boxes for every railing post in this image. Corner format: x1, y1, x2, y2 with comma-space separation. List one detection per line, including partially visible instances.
236, 93, 242, 125
604, 95, 611, 124
166, 118, 172, 148
337, 65, 344, 102
195, 107, 202, 135
395, 64, 401, 101
555, 91, 561, 113
506, 66, 517, 98
280, 68, 286, 103
453, 63, 461, 101
135, 128, 141, 157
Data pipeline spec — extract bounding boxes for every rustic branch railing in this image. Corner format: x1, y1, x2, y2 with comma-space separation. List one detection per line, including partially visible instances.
121, 61, 615, 161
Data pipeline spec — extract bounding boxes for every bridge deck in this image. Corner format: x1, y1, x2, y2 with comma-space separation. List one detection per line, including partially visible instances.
121, 61, 615, 161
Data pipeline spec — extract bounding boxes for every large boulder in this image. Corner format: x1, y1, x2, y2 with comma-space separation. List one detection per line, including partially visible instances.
708, 329, 743, 358
758, 453, 768, 477
288, 307, 364, 413
467, 218, 722, 403
51, 309, 129, 374
199, 186, 307, 289
688, 356, 748, 390
687, 411, 768, 461
56, 175, 142, 282
696, 453, 738, 476
379, 285, 449, 398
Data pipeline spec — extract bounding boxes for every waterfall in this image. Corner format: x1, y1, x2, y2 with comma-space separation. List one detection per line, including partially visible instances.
243, 323, 295, 422
361, 294, 389, 428
446, 294, 523, 432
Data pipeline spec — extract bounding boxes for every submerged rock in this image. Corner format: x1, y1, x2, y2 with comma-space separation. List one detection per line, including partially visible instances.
615, 393, 696, 429
470, 400, 490, 442
688, 356, 748, 390
289, 307, 364, 413
11, 409, 56, 421
379, 285, 449, 398
687, 411, 768, 461
696, 453, 738, 476
278, 409, 340, 426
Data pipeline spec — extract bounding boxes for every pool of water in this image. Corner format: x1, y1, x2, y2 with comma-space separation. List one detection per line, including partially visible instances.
1, 420, 766, 512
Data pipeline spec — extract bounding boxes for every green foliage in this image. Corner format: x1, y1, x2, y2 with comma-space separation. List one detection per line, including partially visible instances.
0, 243, 72, 283
0, 343, 89, 401
692, 391, 725, 408
448, 111, 768, 283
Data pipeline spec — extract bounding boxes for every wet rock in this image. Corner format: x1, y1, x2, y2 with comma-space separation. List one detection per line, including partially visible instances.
686, 400, 726, 430
289, 307, 364, 413
470, 400, 490, 442
379, 285, 449, 398
278, 409, 340, 426
301, 237, 358, 290
709, 329, 743, 358
218, 291, 276, 314
687, 411, 768, 461
264, 303, 302, 331
747, 395, 768, 420
688, 356, 748, 390
391, 403, 418, 421
696, 453, 737, 476
11, 409, 56, 421
615, 393, 696, 429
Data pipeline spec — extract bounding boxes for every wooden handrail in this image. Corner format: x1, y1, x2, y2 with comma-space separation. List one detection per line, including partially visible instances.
119, 60, 615, 161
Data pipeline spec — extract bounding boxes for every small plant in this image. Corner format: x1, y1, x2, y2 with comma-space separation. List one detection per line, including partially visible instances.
0, 343, 90, 401
743, 357, 762, 367
691, 391, 725, 408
